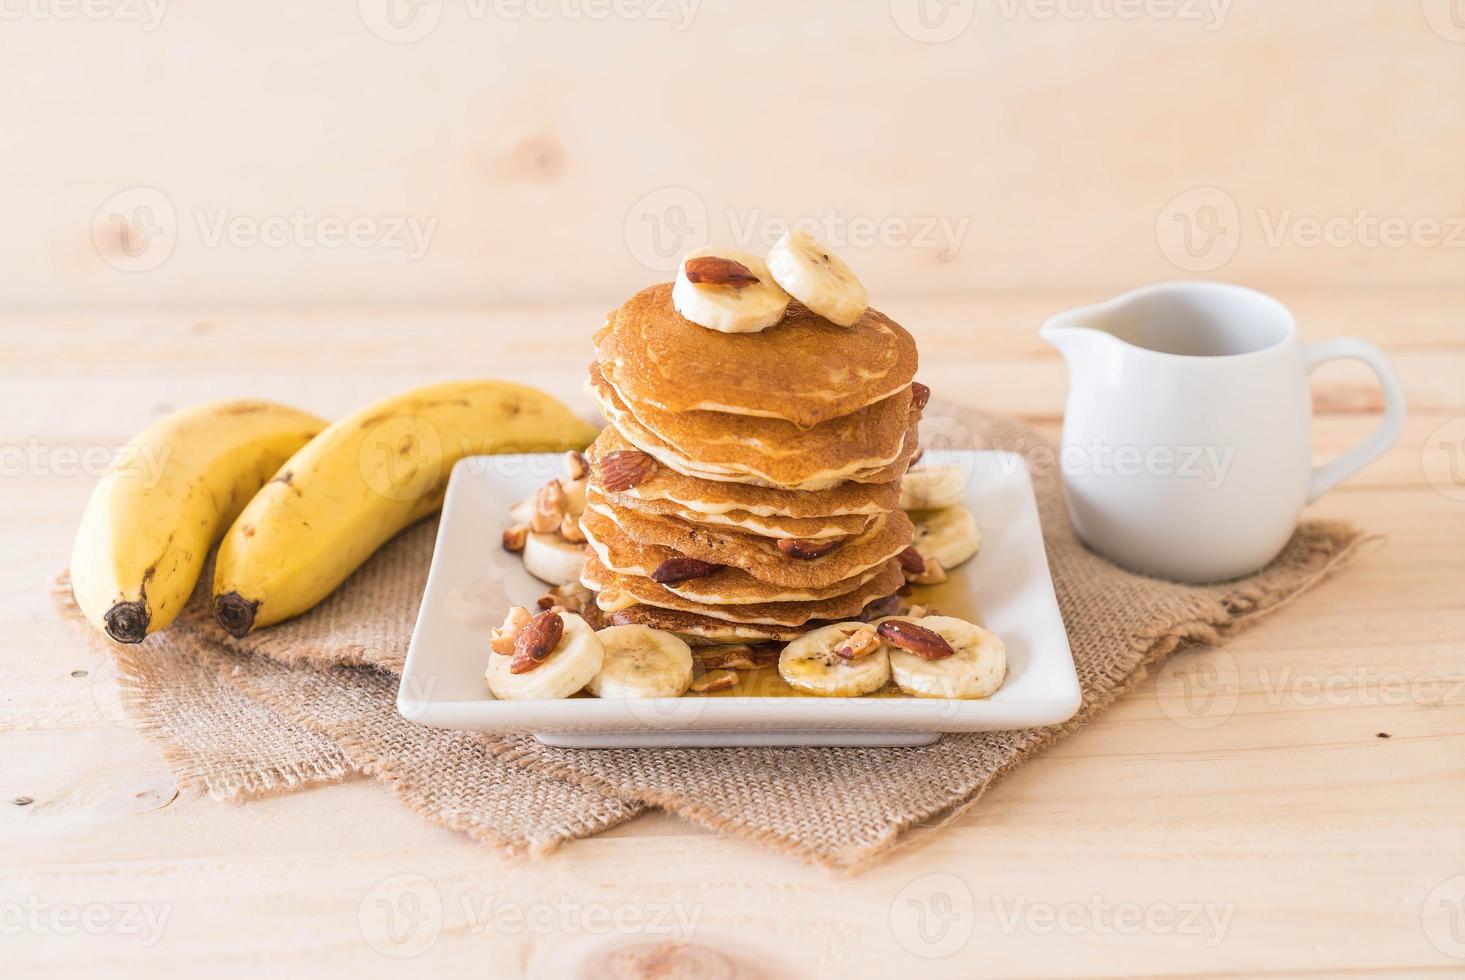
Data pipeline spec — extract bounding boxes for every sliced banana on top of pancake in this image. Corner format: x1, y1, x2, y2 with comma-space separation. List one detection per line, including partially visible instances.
672, 247, 790, 334
900, 465, 968, 510
778, 622, 891, 697
586, 625, 694, 698
765, 229, 869, 327
880, 615, 1006, 699
910, 504, 982, 571
485, 612, 604, 700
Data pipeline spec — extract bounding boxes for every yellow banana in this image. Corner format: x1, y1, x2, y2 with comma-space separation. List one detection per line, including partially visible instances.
70, 401, 328, 643
211, 380, 598, 636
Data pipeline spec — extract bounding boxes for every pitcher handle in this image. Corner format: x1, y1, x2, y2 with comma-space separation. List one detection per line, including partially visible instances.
1304, 338, 1406, 503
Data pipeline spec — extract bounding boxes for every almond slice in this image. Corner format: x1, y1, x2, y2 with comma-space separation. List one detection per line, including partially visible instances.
877, 619, 955, 661
598, 450, 657, 492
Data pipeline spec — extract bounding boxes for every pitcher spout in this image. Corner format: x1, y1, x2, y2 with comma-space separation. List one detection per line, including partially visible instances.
1039, 306, 1112, 362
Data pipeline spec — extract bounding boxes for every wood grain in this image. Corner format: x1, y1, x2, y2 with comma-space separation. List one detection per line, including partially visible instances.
3, 5, 1464, 308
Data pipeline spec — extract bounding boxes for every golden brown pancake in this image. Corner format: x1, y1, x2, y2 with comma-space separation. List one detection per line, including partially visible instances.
582, 556, 904, 627
593, 379, 923, 490
586, 426, 904, 518
603, 485, 875, 540
597, 284, 918, 428
585, 489, 915, 589
580, 505, 888, 604
608, 605, 826, 644
589, 361, 915, 489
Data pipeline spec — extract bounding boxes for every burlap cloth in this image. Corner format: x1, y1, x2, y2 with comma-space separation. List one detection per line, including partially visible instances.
52, 404, 1374, 871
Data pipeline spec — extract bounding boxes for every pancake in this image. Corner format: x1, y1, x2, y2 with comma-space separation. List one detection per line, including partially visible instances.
603, 484, 875, 540
580, 505, 888, 604
590, 361, 915, 488
609, 605, 827, 644
586, 489, 915, 589
587, 426, 903, 518
582, 556, 905, 627
594, 379, 923, 491
598, 284, 918, 428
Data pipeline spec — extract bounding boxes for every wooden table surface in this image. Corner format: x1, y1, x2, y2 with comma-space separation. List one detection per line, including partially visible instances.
3, 289, 1463, 978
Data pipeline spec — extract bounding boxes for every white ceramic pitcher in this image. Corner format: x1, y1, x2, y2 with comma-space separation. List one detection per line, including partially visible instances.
1041, 282, 1405, 583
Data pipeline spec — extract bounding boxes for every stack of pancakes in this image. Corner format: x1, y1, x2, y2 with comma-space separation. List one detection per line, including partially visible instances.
581, 283, 925, 646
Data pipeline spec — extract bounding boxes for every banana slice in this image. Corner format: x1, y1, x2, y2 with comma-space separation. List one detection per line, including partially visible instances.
885, 615, 1006, 699
672, 247, 790, 334
900, 465, 967, 511
586, 625, 694, 698
485, 612, 604, 700
778, 622, 891, 697
522, 532, 587, 586
765, 229, 868, 327
910, 505, 981, 571
508, 496, 534, 525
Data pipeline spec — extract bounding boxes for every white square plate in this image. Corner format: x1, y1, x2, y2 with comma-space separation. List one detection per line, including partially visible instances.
398, 450, 1080, 748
